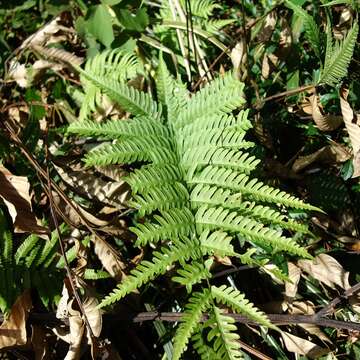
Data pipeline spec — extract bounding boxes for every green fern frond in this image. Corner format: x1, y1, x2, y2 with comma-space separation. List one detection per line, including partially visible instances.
211, 285, 274, 328
15, 234, 39, 265
190, 166, 320, 211
131, 208, 195, 247
208, 306, 243, 360
78, 69, 162, 121
172, 261, 211, 293
192, 326, 220, 360
84, 138, 177, 167
319, 20, 359, 86
285, 0, 321, 58
173, 289, 211, 360
67, 117, 170, 140
79, 49, 142, 120
182, 0, 221, 17
176, 73, 245, 128
129, 182, 190, 216
100, 242, 197, 307
126, 164, 183, 194
157, 54, 188, 123
182, 148, 259, 174
200, 230, 237, 257
196, 206, 311, 257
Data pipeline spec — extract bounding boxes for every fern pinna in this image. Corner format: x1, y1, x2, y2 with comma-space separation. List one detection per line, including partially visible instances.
68, 50, 319, 359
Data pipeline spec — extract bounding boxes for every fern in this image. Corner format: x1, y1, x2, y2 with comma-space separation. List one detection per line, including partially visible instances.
285, 0, 321, 58
69, 51, 320, 358
207, 306, 243, 360
319, 20, 359, 86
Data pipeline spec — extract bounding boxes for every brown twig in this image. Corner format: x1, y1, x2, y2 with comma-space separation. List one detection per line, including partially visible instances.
316, 281, 360, 318
2, 310, 359, 333
44, 129, 95, 340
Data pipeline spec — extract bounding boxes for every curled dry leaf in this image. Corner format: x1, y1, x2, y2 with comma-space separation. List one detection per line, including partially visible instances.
231, 38, 247, 81
8, 61, 28, 88
281, 331, 330, 359
0, 165, 47, 235
54, 164, 130, 209
20, 16, 70, 50
292, 143, 351, 173
340, 87, 360, 177
297, 253, 350, 290
289, 301, 332, 344
55, 286, 102, 360
310, 95, 343, 131
285, 262, 301, 299
32, 45, 83, 67
0, 290, 32, 349
257, 11, 277, 43
92, 236, 126, 281
52, 191, 109, 228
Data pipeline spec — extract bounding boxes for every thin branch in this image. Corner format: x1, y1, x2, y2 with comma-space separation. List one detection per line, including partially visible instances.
44, 129, 95, 340
316, 281, 360, 318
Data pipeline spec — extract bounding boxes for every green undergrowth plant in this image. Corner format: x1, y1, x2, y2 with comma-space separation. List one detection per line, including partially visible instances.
0, 213, 109, 313
67, 50, 321, 359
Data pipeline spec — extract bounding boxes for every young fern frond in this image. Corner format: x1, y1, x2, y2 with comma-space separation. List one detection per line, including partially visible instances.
285, 0, 321, 58
69, 51, 320, 357
319, 20, 359, 86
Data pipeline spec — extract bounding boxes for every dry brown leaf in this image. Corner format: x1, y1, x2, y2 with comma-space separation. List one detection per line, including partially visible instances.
0, 290, 32, 349
285, 262, 301, 299
257, 11, 277, 43
20, 17, 70, 49
231, 38, 247, 81
310, 95, 343, 131
55, 288, 102, 360
0, 166, 47, 235
297, 253, 350, 290
289, 301, 332, 344
64, 299, 84, 360
92, 236, 126, 281
281, 331, 330, 358
52, 191, 109, 228
292, 143, 351, 173
32, 45, 83, 67
340, 87, 360, 177
8, 61, 28, 88
54, 164, 130, 208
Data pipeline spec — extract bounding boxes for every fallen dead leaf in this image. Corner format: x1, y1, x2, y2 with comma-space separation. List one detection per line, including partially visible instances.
0, 290, 33, 349
0, 166, 47, 235
285, 262, 301, 299
310, 95, 343, 131
54, 164, 130, 208
292, 143, 351, 172
281, 331, 330, 358
257, 11, 277, 43
289, 301, 332, 344
231, 38, 247, 81
340, 87, 360, 178
297, 253, 350, 290
92, 236, 126, 281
